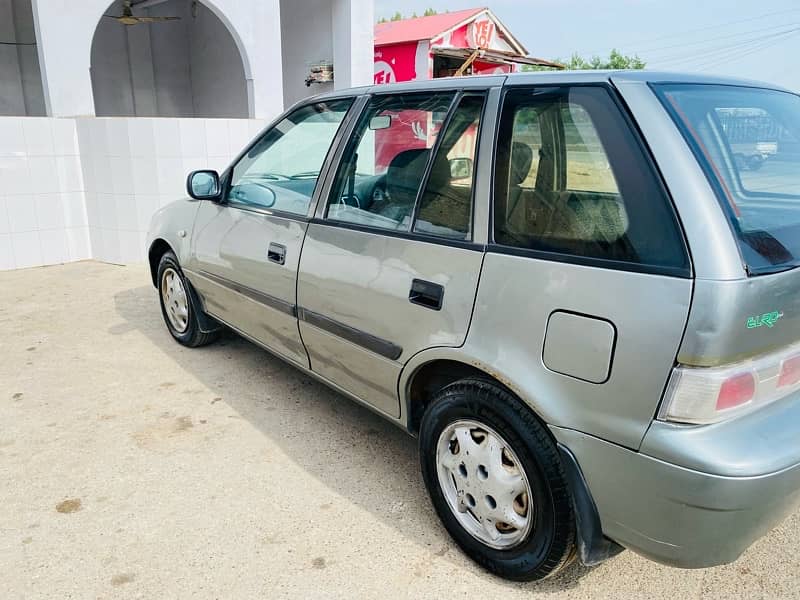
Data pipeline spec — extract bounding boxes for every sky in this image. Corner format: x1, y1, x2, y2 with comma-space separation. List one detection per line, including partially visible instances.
373, 0, 800, 91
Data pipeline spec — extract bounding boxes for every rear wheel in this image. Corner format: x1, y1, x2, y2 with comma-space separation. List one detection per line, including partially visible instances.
746, 154, 764, 171
419, 378, 575, 581
157, 251, 218, 347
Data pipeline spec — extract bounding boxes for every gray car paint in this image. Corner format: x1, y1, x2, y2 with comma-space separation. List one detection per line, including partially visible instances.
186, 203, 310, 368
147, 70, 800, 570
467, 253, 692, 450
641, 388, 800, 477
552, 424, 800, 568
146, 199, 201, 267
542, 312, 617, 384
612, 79, 745, 281
677, 272, 800, 366
297, 224, 485, 417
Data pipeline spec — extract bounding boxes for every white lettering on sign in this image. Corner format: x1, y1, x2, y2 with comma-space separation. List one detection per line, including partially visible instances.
374, 60, 395, 85
468, 19, 496, 49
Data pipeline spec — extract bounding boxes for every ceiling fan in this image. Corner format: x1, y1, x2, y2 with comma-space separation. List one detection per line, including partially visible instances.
103, 1, 180, 26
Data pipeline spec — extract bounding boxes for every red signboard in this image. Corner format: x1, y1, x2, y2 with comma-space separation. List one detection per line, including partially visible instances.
375, 109, 442, 171
373, 42, 422, 84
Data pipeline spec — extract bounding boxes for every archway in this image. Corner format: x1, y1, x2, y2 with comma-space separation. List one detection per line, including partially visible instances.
0, 0, 45, 116
90, 0, 250, 117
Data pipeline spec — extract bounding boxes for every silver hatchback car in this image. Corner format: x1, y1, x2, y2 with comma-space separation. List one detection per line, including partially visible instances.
147, 71, 800, 581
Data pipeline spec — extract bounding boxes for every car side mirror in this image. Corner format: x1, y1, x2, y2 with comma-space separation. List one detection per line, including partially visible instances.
187, 170, 221, 200
449, 157, 473, 180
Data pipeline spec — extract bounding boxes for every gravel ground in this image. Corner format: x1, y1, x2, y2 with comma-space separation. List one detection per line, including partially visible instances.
2, 260, 799, 599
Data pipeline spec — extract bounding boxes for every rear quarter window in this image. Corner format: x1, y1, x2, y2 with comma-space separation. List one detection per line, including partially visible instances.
492, 85, 689, 276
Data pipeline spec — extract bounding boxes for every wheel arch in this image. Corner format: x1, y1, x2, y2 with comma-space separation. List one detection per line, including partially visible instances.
148, 238, 175, 287
401, 350, 549, 436
402, 349, 622, 567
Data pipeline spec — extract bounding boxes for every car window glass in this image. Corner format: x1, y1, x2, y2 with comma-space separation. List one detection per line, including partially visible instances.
326, 93, 454, 231
228, 99, 352, 215
494, 87, 688, 272
509, 108, 541, 188
715, 106, 798, 193
413, 94, 485, 240
657, 84, 800, 274
563, 105, 619, 193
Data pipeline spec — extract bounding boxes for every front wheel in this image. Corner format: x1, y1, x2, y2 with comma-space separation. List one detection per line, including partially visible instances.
157, 251, 218, 347
419, 378, 575, 581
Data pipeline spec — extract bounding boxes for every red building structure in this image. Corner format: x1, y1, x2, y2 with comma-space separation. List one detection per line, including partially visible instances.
374, 8, 560, 85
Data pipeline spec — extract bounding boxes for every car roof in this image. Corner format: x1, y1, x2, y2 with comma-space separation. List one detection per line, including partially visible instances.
312, 70, 793, 100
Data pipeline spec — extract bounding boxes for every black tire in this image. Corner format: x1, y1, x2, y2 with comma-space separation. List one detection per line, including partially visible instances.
156, 251, 218, 348
746, 154, 764, 171
419, 378, 575, 581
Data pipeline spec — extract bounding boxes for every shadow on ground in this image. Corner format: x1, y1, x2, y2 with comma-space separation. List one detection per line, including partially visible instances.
114, 283, 602, 591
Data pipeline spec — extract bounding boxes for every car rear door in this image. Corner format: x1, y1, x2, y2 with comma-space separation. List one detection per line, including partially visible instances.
472, 82, 693, 449
296, 85, 499, 417
184, 98, 355, 368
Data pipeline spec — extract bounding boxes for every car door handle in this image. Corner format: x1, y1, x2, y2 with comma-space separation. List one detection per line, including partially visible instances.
409, 278, 444, 311
267, 242, 286, 265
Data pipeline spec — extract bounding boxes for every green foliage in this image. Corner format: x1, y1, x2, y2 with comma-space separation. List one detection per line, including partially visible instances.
378, 8, 438, 22
523, 49, 646, 71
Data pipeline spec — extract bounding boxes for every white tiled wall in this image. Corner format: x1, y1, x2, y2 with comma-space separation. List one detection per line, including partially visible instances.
0, 117, 91, 270
0, 116, 267, 270
75, 117, 266, 264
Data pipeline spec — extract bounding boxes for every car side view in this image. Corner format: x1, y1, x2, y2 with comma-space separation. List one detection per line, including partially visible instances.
147, 71, 800, 581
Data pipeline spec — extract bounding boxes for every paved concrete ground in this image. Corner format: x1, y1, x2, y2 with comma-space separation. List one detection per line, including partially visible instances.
2, 261, 799, 599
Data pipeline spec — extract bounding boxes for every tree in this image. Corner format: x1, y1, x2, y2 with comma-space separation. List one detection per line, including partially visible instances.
377, 8, 438, 22
523, 49, 646, 71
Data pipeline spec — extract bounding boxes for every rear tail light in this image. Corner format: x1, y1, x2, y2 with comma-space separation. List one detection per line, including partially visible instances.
778, 354, 800, 388
660, 342, 800, 425
715, 372, 755, 411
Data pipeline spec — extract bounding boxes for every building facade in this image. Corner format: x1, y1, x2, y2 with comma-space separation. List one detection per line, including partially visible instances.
0, 0, 373, 270
373, 8, 558, 85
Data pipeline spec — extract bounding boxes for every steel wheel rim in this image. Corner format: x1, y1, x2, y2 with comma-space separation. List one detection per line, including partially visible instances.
161, 267, 189, 333
435, 419, 534, 549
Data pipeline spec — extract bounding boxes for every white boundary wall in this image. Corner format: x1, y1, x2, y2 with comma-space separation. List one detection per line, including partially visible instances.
0, 0, 373, 269
0, 116, 267, 270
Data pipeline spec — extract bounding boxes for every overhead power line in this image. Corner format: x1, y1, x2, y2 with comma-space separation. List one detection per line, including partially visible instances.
695, 30, 800, 71
576, 7, 800, 57
632, 21, 800, 56
647, 26, 800, 66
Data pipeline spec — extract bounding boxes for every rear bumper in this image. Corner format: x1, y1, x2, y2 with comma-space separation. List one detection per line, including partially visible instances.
552, 420, 800, 568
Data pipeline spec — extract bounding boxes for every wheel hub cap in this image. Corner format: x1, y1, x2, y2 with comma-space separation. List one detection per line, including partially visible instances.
161, 268, 189, 333
435, 419, 533, 549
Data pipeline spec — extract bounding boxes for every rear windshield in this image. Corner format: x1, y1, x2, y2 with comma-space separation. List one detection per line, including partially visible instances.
655, 84, 800, 274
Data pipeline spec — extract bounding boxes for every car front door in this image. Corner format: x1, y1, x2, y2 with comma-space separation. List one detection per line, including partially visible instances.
296, 88, 495, 417
184, 98, 354, 368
